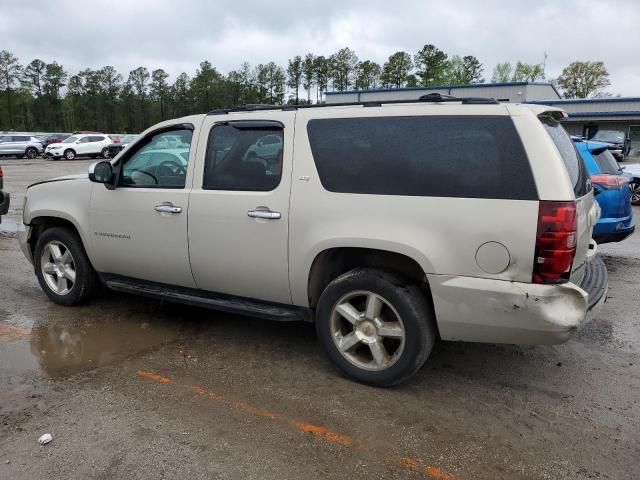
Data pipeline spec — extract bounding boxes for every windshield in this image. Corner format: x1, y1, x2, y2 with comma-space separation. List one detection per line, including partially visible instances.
63, 136, 79, 143
592, 130, 625, 143
593, 149, 621, 175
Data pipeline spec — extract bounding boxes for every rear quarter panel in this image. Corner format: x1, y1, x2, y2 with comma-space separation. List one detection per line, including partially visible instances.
289, 105, 541, 307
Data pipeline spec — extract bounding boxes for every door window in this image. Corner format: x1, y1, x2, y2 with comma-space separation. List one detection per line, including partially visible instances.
119, 129, 192, 188
203, 123, 283, 191
77, 137, 90, 143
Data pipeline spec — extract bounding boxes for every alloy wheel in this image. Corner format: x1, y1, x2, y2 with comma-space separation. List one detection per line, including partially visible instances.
26, 148, 37, 159
40, 240, 76, 295
630, 182, 640, 204
330, 290, 406, 371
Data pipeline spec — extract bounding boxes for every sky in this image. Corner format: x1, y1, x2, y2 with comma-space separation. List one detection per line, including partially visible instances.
1, 0, 639, 96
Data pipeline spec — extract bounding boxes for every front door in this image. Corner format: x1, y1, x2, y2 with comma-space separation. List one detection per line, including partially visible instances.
188, 112, 294, 304
89, 125, 199, 287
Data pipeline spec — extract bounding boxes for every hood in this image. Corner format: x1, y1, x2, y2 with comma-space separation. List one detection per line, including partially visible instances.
28, 173, 88, 189
47, 142, 67, 149
621, 163, 640, 176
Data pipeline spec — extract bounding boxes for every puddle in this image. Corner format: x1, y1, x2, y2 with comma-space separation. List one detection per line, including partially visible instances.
0, 310, 184, 378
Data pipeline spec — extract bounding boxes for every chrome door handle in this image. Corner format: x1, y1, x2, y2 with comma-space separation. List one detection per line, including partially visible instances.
247, 210, 281, 220
155, 204, 182, 214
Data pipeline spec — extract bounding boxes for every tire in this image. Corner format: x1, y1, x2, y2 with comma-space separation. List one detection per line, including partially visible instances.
630, 179, 640, 206
33, 227, 98, 306
315, 268, 435, 386
25, 147, 38, 159
101, 147, 110, 158
64, 149, 76, 160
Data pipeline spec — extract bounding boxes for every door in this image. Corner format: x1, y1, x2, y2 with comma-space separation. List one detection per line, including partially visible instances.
0, 136, 11, 155
75, 136, 92, 155
188, 112, 294, 304
89, 125, 199, 287
11, 136, 29, 154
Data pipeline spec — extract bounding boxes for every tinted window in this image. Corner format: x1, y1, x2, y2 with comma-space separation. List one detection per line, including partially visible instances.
13, 136, 29, 142
77, 137, 90, 143
540, 116, 590, 197
119, 129, 192, 188
89, 136, 104, 142
593, 149, 620, 175
306, 116, 537, 199
204, 124, 283, 191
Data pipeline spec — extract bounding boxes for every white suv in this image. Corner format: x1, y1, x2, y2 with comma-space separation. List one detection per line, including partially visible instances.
45, 134, 113, 160
17, 96, 607, 386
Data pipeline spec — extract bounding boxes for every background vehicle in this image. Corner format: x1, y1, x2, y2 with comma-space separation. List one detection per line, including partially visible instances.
574, 138, 635, 243
621, 163, 640, 205
45, 133, 71, 145
590, 130, 631, 161
45, 134, 113, 160
0, 135, 44, 159
18, 98, 607, 386
0, 165, 9, 223
105, 134, 139, 158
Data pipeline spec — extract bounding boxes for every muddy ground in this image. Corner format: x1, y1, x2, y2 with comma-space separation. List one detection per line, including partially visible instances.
0, 157, 638, 479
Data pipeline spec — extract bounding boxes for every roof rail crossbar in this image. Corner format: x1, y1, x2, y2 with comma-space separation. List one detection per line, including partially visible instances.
207, 95, 500, 115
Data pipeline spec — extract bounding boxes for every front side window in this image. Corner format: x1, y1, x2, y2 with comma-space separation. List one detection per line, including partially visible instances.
77, 136, 90, 144
307, 116, 537, 199
203, 123, 283, 191
63, 136, 79, 143
119, 129, 193, 188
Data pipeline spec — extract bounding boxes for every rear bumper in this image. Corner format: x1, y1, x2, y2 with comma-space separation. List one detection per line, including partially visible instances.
429, 257, 608, 345
593, 224, 635, 244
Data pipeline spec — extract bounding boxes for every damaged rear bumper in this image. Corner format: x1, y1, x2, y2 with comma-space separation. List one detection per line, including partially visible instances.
429, 256, 608, 345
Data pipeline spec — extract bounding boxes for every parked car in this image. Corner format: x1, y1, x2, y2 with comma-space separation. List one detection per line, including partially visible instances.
104, 134, 140, 158
45, 133, 71, 145
44, 134, 113, 160
589, 130, 631, 161
621, 163, 640, 206
0, 135, 44, 159
18, 97, 607, 386
574, 139, 635, 243
0, 165, 9, 223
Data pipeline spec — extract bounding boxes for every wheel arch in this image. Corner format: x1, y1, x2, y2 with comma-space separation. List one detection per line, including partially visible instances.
307, 246, 433, 311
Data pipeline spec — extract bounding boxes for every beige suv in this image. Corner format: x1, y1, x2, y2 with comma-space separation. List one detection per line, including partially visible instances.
18, 96, 608, 386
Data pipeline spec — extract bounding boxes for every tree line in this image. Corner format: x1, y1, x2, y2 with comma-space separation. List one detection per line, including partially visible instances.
0, 46, 610, 133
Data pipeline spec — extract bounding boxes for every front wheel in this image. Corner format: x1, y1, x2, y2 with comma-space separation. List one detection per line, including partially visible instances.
34, 227, 98, 306
64, 149, 76, 160
25, 147, 38, 159
630, 180, 640, 205
101, 147, 110, 158
315, 268, 435, 386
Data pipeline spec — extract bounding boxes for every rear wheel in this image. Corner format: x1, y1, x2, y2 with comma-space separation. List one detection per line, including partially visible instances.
101, 147, 110, 158
25, 147, 38, 159
630, 180, 640, 205
315, 268, 435, 386
64, 149, 76, 160
34, 227, 98, 306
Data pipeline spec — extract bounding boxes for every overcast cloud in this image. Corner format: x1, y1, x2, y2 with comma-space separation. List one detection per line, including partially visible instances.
1, 0, 639, 95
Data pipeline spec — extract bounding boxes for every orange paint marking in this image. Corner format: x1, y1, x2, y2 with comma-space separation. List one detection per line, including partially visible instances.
0, 322, 31, 341
136, 369, 460, 479
136, 370, 172, 384
290, 421, 353, 446
424, 466, 457, 480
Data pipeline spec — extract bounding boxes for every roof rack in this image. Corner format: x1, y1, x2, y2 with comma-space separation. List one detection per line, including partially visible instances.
207, 93, 500, 115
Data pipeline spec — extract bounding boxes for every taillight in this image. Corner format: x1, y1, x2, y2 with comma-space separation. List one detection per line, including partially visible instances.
0, 167, 3, 177
533, 201, 577, 284
591, 174, 628, 190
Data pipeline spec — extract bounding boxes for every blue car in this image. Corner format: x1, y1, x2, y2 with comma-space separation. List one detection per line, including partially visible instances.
573, 139, 635, 243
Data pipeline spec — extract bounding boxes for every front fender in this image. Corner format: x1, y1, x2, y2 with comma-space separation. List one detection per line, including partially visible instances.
23, 179, 95, 258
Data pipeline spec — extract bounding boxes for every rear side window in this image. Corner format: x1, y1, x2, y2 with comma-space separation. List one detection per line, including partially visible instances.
540, 117, 591, 197
593, 149, 620, 175
306, 116, 537, 199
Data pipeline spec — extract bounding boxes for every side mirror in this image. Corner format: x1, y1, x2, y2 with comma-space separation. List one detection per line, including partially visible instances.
89, 161, 113, 184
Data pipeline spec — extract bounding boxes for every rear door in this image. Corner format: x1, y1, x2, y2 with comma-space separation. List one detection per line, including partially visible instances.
188, 112, 294, 304
540, 116, 595, 284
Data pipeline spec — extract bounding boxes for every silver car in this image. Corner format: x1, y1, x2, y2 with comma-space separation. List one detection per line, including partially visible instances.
0, 134, 44, 159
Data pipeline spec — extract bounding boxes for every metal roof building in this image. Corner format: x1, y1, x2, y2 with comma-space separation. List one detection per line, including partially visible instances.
324, 82, 561, 104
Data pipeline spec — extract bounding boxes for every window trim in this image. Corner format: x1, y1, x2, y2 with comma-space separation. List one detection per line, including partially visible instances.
114, 123, 194, 190
202, 120, 285, 192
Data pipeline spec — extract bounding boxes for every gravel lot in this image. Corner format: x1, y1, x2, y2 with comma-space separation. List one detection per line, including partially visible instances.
0, 157, 639, 479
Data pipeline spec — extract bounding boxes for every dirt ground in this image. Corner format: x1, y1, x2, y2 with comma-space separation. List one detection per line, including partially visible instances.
0, 157, 639, 480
